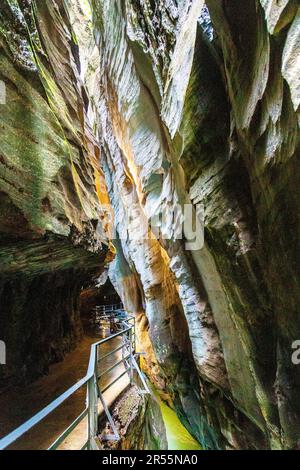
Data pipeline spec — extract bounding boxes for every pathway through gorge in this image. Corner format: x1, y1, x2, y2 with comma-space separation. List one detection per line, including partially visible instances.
0, 334, 129, 450
0, 329, 198, 450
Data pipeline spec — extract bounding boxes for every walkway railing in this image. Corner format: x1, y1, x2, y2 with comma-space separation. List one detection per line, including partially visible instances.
0, 308, 149, 451
96, 303, 124, 315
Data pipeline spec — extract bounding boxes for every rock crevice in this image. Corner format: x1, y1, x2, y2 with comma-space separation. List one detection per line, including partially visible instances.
1, 0, 300, 450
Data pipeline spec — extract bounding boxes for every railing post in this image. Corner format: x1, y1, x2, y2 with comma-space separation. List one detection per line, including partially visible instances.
87, 351, 98, 450
129, 328, 133, 385
133, 316, 136, 354
0, 309, 149, 451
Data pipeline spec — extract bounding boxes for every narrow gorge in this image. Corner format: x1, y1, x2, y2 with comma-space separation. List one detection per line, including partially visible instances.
0, 0, 300, 451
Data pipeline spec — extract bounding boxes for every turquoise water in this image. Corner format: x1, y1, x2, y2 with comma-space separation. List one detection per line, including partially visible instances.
154, 392, 202, 451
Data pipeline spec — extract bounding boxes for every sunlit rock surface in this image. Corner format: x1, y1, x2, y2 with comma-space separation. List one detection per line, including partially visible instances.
0, 0, 113, 384
1, 0, 300, 451
86, 0, 300, 450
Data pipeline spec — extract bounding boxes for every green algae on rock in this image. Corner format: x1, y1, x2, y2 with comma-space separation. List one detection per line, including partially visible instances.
0, 0, 113, 385
1, 0, 300, 451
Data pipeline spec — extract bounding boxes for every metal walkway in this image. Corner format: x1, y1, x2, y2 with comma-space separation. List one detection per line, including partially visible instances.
0, 308, 150, 451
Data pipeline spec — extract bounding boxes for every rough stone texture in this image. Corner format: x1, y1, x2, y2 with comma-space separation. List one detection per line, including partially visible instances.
86, 0, 300, 450
0, 0, 113, 384
204, 0, 300, 449
99, 385, 168, 450
1, 0, 300, 451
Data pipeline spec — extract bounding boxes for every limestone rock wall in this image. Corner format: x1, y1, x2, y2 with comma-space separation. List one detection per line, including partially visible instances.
87, 0, 300, 450
0, 0, 113, 384
202, 0, 300, 449
1, 0, 300, 451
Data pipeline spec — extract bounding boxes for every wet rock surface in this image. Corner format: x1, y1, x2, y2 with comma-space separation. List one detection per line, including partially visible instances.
1, 0, 300, 451
88, 0, 300, 450
0, 0, 113, 385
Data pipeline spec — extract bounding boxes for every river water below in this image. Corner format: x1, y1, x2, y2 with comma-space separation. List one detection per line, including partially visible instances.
154, 392, 202, 451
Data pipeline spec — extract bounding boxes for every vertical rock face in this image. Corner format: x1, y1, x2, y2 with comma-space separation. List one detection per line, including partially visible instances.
0, 0, 113, 384
1, 0, 300, 451
202, 0, 300, 449
85, 0, 300, 450
89, 0, 223, 449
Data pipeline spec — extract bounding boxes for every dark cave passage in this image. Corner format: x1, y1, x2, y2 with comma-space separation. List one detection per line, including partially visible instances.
0, 276, 125, 449
80, 278, 122, 332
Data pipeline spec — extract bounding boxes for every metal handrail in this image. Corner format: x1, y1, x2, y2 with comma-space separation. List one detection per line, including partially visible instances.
100, 342, 130, 361
95, 303, 123, 313
99, 354, 131, 379
49, 409, 89, 451
101, 369, 130, 395
0, 308, 136, 451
